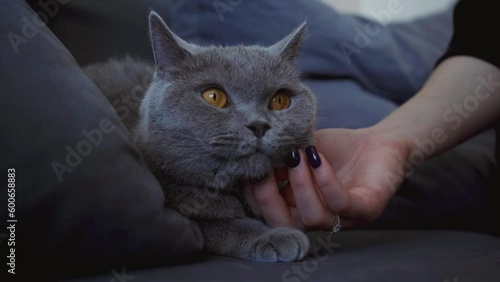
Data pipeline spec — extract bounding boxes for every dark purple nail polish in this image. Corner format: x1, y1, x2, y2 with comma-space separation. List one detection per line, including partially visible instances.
284, 148, 300, 168
306, 145, 322, 169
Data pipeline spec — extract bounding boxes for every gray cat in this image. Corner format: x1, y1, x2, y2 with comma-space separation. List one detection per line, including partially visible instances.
84, 12, 316, 262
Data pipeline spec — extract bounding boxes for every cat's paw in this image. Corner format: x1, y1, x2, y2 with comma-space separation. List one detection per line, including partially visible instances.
251, 227, 309, 262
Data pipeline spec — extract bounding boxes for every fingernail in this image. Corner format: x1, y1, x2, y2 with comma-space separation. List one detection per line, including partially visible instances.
305, 145, 322, 169
284, 148, 300, 168
253, 174, 268, 183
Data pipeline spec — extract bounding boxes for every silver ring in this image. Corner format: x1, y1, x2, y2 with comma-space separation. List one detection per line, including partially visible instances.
320, 214, 341, 233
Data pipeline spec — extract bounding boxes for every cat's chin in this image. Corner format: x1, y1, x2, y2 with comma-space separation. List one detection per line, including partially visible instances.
238, 152, 280, 180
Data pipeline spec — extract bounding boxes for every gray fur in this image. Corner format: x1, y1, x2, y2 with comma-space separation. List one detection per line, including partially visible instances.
83, 11, 316, 262
84, 56, 154, 131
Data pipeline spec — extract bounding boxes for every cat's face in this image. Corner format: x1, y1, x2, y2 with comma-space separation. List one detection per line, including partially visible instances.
138, 12, 316, 189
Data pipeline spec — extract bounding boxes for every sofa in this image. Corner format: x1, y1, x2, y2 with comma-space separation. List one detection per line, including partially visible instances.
1, 0, 499, 281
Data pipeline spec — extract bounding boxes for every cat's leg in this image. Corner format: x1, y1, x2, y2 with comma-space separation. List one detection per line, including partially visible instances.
197, 217, 309, 262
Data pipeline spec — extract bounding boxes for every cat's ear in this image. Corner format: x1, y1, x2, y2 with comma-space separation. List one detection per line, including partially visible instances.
270, 22, 307, 62
148, 11, 194, 78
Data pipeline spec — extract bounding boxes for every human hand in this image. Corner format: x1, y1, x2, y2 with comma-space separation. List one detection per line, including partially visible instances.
243, 127, 411, 230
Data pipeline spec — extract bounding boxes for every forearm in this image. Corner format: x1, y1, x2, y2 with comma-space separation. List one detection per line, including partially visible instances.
373, 56, 500, 161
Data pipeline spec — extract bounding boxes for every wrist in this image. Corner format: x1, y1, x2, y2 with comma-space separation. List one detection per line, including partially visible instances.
369, 121, 413, 154
366, 122, 415, 175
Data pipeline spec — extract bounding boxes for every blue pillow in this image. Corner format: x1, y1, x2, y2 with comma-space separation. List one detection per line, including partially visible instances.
169, 0, 453, 104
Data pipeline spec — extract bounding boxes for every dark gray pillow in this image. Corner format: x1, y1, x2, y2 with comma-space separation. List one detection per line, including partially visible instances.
0, 0, 203, 279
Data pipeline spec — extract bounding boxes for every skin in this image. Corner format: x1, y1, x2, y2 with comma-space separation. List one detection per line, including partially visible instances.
244, 56, 500, 230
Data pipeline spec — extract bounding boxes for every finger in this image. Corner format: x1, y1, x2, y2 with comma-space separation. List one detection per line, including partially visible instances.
305, 147, 352, 215
287, 149, 333, 229
345, 187, 388, 221
279, 183, 296, 207
243, 182, 262, 218
252, 172, 293, 227
276, 166, 288, 181
288, 208, 305, 230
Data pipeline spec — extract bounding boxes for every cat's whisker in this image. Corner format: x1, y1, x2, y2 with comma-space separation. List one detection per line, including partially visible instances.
170, 144, 203, 149
209, 134, 240, 147
209, 142, 237, 147
166, 136, 204, 149
278, 137, 312, 148
279, 136, 310, 143
210, 134, 236, 140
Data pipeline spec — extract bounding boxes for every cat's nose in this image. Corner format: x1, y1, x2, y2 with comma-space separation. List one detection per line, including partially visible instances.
246, 121, 271, 138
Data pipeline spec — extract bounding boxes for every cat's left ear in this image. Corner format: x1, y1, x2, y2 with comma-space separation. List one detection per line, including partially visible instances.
148, 11, 196, 78
270, 22, 307, 62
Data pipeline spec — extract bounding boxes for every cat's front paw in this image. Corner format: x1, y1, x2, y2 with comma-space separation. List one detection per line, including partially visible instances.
251, 227, 309, 262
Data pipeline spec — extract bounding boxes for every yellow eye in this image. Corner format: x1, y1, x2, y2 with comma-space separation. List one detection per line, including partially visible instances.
269, 90, 291, 110
201, 88, 228, 108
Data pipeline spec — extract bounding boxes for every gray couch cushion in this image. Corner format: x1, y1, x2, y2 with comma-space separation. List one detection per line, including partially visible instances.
0, 0, 203, 280
73, 230, 500, 282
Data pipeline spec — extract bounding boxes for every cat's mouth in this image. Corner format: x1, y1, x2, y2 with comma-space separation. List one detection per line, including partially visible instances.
237, 143, 266, 158
208, 135, 280, 163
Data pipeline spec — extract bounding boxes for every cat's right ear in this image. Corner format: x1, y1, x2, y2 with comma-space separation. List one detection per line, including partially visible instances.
149, 11, 193, 78
270, 22, 307, 63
